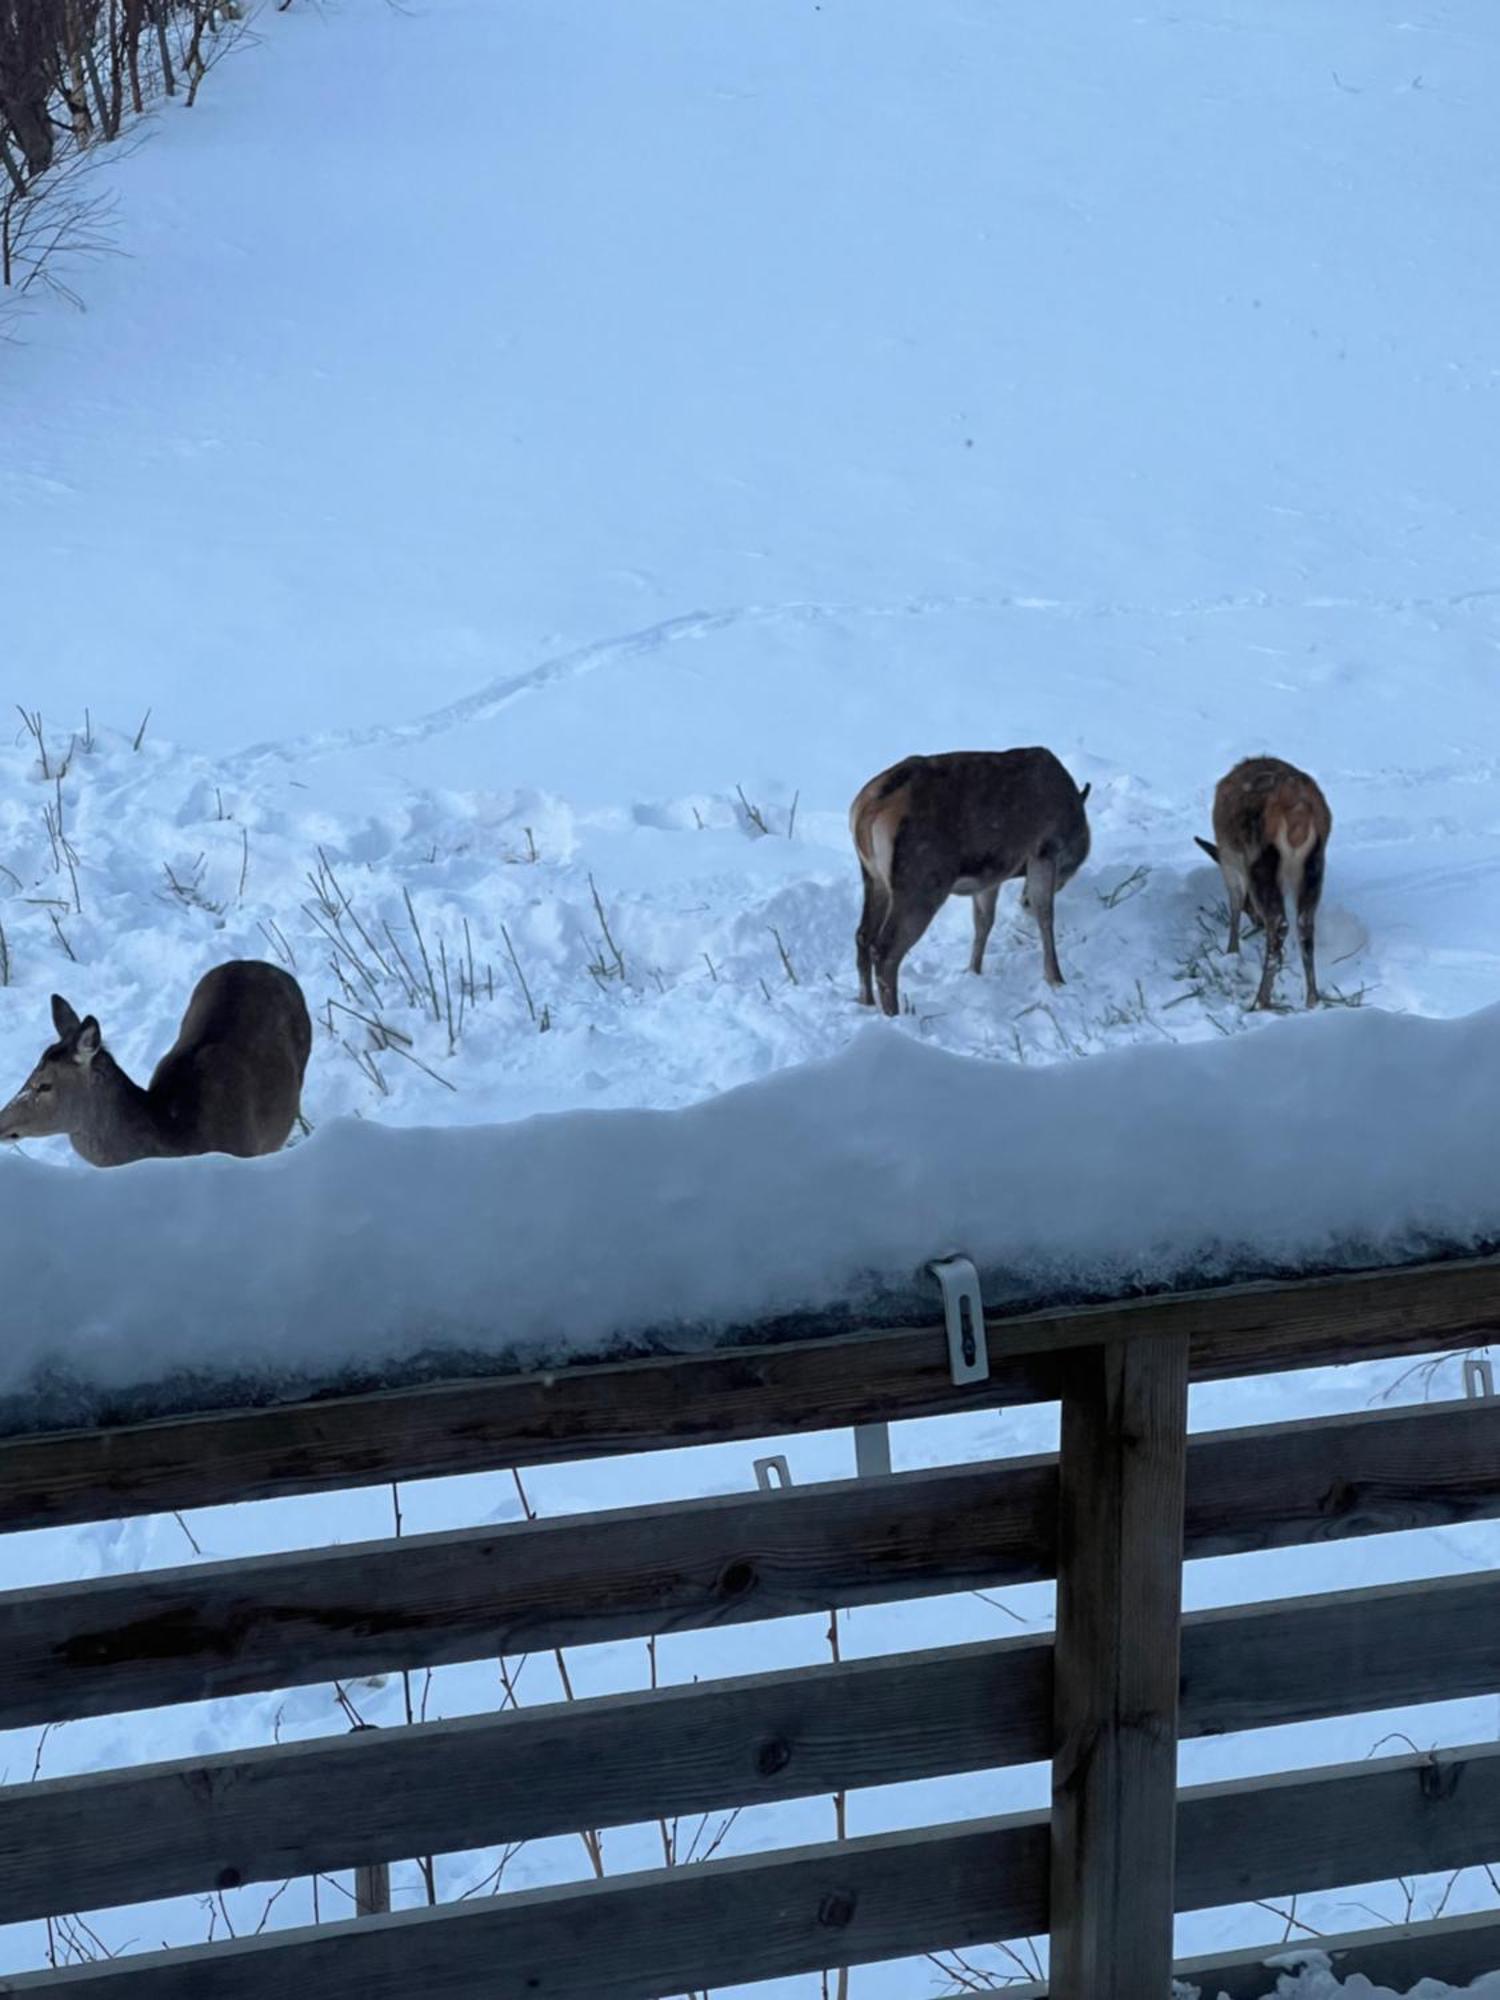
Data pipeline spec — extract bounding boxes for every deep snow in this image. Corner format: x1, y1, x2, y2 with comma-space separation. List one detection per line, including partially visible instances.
3, 0, 1500, 1993
4, 1003, 1500, 1424
4, 1, 1500, 753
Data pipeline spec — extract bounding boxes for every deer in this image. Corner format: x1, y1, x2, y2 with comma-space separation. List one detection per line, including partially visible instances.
1194, 756, 1332, 1011
851, 748, 1092, 1016
0, 960, 313, 1168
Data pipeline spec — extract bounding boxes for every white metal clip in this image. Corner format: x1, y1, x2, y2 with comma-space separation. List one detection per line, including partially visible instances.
1463, 1356, 1495, 1401
754, 1454, 793, 1491
929, 1254, 989, 1385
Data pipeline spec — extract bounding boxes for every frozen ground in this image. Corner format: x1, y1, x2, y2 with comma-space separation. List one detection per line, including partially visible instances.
2, 0, 1500, 1992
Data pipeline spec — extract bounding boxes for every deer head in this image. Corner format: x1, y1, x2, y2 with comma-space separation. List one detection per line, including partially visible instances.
0, 996, 105, 1143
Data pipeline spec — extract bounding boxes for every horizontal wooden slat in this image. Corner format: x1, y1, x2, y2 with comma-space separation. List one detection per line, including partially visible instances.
0, 1457, 1055, 1730
3, 1254, 1497, 1532
1, 1398, 1495, 1732
4, 1743, 1500, 1997
0, 1811, 1052, 1998
1181, 1741, 1500, 1908
0, 1636, 1050, 1926
2, 1567, 1497, 1928
1178, 1569, 1500, 1736
1168, 1910, 1500, 2000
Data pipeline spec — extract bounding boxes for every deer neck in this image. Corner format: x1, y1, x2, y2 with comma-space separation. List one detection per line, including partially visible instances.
71, 1055, 173, 1168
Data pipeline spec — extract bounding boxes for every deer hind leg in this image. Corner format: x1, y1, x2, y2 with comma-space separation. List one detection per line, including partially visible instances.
873, 879, 948, 1017
855, 864, 886, 1007
969, 884, 1000, 975
1025, 853, 1065, 988
1296, 840, 1326, 1007
1222, 863, 1248, 955
1248, 847, 1287, 1010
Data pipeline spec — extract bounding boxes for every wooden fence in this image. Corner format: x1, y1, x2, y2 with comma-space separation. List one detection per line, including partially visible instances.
1, 1255, 1499, 1996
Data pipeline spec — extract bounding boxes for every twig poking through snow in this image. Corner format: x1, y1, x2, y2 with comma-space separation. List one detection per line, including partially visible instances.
588, 873, 626, 981
1098, 863, 1149, 910
501, 922, 540, 1025
16, 707, 51, 780
258, 917, 296, 969
768, 926, 799, 985
735, 784, 770, 836
402, 887, 441, 1021
171, 1511, 203, 1557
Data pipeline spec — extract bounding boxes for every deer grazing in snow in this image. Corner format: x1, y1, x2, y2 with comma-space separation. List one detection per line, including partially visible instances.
0, 960, 312, 1167
1195, 756, 1332, 1011
851, 748, 1092, 1016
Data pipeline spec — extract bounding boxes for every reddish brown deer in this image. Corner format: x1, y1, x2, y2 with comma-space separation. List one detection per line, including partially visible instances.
851, 748, 1092, 1015
1194, 756, 1332, 1011
0, 960, 312, 1167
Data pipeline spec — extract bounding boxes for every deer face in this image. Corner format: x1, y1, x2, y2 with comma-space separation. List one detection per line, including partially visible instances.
0, 996, 102, 1143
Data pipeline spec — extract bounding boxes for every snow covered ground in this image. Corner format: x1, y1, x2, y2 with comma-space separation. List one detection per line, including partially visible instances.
3, 0, 1500, 1992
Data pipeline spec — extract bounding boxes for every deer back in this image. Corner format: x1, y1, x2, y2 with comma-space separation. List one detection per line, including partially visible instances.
1212, 757, 1331, 867
853, 749, 1090, 891
148, 961, 312, 1158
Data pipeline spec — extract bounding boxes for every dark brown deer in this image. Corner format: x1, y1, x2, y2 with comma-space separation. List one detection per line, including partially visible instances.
851, 748, 1092, 1016
0, 960, 312, 1167
1194, 756, 1332, 1010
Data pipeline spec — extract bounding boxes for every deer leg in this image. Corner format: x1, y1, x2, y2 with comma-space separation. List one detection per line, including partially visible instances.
855, 865, 885, 1007
1223, 867, 1247, 955
873, 880, 948, 1018
1025, 854, 1065, 988
1296, 840, 1326, 1007
969, 884, 1000, 975
1249, 849, 1286, 1011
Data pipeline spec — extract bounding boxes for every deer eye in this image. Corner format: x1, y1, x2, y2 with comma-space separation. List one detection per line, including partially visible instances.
34, 1081, 52, 1095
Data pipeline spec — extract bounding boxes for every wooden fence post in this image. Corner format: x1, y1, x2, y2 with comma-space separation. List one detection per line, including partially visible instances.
1048, 1331, 1190, 1999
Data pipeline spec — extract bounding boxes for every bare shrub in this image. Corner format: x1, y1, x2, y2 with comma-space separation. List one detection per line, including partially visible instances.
1, 0, 255, 318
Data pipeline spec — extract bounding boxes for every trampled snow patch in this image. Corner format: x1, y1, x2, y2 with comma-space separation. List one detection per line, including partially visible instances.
4, 1002, 1498, 1425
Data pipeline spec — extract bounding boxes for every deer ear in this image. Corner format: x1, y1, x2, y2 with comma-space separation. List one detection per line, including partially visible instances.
1078, 781, 1091, 804
51, 995, 80, 1037
75, 1018, 102, 1063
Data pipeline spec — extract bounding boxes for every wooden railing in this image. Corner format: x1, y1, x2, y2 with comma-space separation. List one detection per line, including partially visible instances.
1, 1255, 1499, 1996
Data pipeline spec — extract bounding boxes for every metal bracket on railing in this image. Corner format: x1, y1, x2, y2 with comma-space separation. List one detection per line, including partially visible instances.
1464, 1356, 1496, 1400
753, 1454, 793, 1491
929, 1254, 989, 1386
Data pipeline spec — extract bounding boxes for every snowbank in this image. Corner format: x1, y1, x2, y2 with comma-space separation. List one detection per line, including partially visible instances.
3, 1002, 1499, 1428
1205, 1960, 1500, 2000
